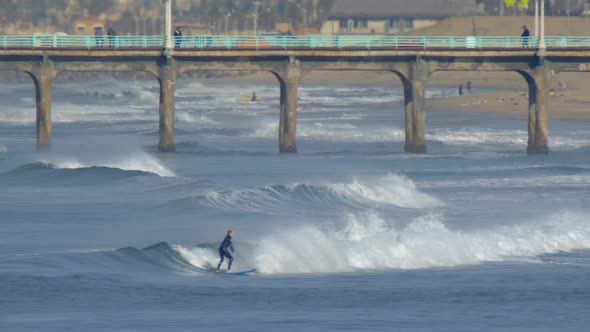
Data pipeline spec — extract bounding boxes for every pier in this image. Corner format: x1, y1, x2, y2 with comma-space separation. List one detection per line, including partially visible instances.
2, 35, 590, 154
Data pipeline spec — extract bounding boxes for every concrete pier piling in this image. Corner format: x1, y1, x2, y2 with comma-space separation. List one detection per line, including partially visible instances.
522, 63, 550, 155
403, 61, 428, 153
529, 68, 550, 155
3, 44, 581, 155
32, 62, 56, 150
158, 58, 176, 152
277, 58, 301, 154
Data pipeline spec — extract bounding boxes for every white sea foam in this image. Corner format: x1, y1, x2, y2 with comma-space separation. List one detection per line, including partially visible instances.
64, 79, 157, 98
431, 127, 590, 150
52, 152, 175, 177
431, 128, 528, 147
174, 246, 217, 270
176, 112, 219, 125
52, 102, 153, 123
330, 174, 443, 209
422, 173, 590, 189
250, 121, 278, 137
0, 106, 35, 124
249, 120, 405, 143
176, 211, 590, 274
247, 211, 590, 273
299, 123, 405, 143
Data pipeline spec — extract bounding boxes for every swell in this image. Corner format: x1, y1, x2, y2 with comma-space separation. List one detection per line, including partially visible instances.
2, 242, 201, 276
0, 162, 156, 186
188, 174, 443, 214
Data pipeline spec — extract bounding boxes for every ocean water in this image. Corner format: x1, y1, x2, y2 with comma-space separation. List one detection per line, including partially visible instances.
1, 79, 590, 331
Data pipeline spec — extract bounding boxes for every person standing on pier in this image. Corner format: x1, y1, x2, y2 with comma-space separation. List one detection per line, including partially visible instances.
94, 27, 104, 48
107, 27, 116, 48
521, 26, 530, 48
174, 27, 183, 48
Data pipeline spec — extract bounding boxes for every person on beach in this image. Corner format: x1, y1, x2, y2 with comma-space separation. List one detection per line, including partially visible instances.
217, 230, 235, 272
521, 26, 530, 48
251, 92, 257, 102
458, 83, 464, 96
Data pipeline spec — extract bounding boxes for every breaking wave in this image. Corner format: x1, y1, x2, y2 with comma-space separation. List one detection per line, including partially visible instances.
193, 174, 443, 213
10, 212, 590, 276
52, 152, 175, 177
177, 211, 590, 274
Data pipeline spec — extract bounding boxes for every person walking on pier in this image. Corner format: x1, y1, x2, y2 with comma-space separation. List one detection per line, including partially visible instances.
521, 26, 530, 48
94, 27, 105, 48
174, 27, 183, 48
217, 230, 235, 272
107, 27, 117, 48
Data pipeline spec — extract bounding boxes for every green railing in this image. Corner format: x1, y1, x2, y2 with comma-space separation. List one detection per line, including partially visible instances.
1, 35, 590, 50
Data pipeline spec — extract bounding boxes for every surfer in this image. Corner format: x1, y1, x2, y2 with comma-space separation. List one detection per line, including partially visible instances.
216, 230, 235, 272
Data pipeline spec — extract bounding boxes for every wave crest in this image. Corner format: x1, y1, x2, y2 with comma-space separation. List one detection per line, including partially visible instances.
194, 174, 442, 213
0, 162, 156, 185
247, 211, 590, 274
52, 153, 175, 177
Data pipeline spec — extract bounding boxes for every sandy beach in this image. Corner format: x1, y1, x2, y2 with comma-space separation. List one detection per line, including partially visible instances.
427, 89, 590, 122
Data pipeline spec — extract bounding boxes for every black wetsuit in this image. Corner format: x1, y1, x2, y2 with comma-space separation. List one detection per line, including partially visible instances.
217, 235, 235, 270
174, 30, 182, 48
521, 28, 530, 47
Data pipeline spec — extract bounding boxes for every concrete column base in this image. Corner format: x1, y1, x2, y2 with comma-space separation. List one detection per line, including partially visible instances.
405, 144, 427, 153
527, 145, 549, 155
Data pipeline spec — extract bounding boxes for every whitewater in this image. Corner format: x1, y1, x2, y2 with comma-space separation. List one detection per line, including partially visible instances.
1, 79, 590, 331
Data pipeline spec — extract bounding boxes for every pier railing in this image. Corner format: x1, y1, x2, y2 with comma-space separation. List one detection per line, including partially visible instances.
1, 35, 590, 50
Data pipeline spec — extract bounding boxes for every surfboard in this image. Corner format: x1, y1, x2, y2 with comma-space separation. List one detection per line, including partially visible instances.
220, 269, 256, 275
239, 96, 265, 102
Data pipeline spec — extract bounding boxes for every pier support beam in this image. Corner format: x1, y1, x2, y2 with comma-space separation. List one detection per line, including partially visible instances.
276, 58, 301, 153
523, 63, 550, 155
402, 61, 428, 153
31, 62, 56, 150
158, 58, 176, 152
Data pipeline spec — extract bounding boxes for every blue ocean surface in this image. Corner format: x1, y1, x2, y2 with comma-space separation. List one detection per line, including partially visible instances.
1, 79, 590, 331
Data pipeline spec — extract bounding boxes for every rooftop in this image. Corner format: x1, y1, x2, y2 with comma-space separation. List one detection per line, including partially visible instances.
328, 0, 478, 19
